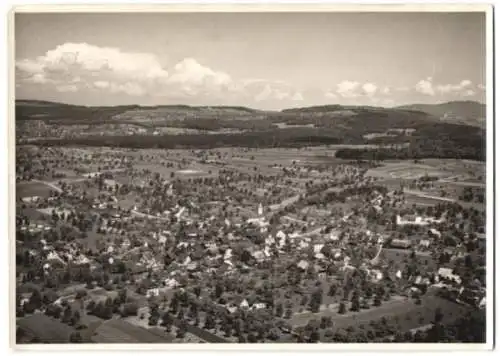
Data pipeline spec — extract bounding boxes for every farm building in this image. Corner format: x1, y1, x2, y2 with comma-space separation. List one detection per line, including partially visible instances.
21, 196, 41, 203
419, 239, 431, 248
389, 238, 412, 249
437, 267, 462, 284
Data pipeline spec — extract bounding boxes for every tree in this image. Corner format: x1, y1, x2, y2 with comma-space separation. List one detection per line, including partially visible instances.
204, 313, 216, 330
224, 323, 232, 338
310, 329, 320, 343
300, 295, 308, 306
247, 333, 257, 343
215, 283, 224, 299
71, 310, 81, 326
275, 303, 284, 317
69, 331, 83, 343
177, 320, 188, 339
328, 283, 337, 297
338, 302, 346, 314
351, 298, 360, 312
86, 300, 96, 313
118, 288, 127, 304
121, 302, 139, 317
194, 286, 202, 298
309, 288, 323, 313
434, 308, 444, 323
284, 307, 293, 319
29, 289, 42, 310
62, 306, 73, 324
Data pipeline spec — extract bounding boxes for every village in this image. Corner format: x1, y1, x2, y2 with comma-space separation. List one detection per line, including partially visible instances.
15, 145, 486, 344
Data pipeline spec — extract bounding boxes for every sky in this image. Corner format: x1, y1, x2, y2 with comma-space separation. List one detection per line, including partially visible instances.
15, 12, 487, 110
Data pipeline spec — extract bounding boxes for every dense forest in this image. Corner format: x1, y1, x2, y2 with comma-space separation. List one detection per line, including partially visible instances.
33, 128, 345, 149
335, 135, 485, 162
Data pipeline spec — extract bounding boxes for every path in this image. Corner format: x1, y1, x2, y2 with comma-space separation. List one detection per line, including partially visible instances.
131, 210, 170, 221
438, 179, 485, 188
403, 189, 456, 203
269, 194, 301, 212
370, 244, 383, 264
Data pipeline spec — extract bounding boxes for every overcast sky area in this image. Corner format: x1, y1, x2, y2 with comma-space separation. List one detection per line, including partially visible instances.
15, 12, 486, 110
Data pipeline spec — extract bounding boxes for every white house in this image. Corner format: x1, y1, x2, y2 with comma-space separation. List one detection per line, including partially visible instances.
240, 299, 249, 309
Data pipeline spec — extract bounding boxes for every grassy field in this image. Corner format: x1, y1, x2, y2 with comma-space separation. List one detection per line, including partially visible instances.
367, 159, 485, 188
17, 182, 56, 198
309, 295, 471, 341
381, 248, 436, 271
91, 319, 175, 343
289, 296, 408, 327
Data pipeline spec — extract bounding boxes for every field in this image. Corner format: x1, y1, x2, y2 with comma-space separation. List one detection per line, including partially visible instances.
90, 319, 175, 343
381, 248, 436, 271
311, 296, 471, 341
367, 159, 484, 183
17, 181, 57, 198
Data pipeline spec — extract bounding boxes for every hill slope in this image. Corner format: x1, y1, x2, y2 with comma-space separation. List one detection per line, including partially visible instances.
396, 101, 486, 127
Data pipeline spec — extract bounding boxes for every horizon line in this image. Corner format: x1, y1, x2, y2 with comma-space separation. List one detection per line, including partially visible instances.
15, 98, 486, 113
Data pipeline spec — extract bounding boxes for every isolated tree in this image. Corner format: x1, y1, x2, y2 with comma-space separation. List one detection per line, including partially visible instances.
338, 302, 347, 315
309, 288, 323, 313
275, 303, 284, 318
328, 283, 337, 297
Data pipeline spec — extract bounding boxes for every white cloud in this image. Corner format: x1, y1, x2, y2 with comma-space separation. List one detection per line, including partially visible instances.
110, 82, 145, 96
16, 59, 45, 75
16, 42, 169, 97
462, 89, 476, 97
477, 84, 486, 91
18, 42, 316, 105
30, 73, 51, 84
415, 77, 435, 96
436, 79, 472, 94
253, 82, 302, 102
291, 92, 304, 101
168, 58, 232, 91
460, 79, 472, 87
17, 42, 483, 108
362, 82, 377, 96
324, 91, 338, 99
93, 81, 110, 89
336, 80, 360, 98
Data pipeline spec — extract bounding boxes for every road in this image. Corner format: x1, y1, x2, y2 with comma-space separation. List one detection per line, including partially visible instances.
131, 210, 170, 221
269, 194, 301, 212
403, 189, 456, 203
438, 178, 485, 188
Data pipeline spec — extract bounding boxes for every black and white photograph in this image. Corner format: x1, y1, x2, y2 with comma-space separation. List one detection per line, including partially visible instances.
11, 4, 492, 348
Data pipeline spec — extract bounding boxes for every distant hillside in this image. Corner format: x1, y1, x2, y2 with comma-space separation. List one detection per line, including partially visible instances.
15, 100, 263, 122
16, 100, 138, 123
17, 99, 485, 160
396, 101, 486, 127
